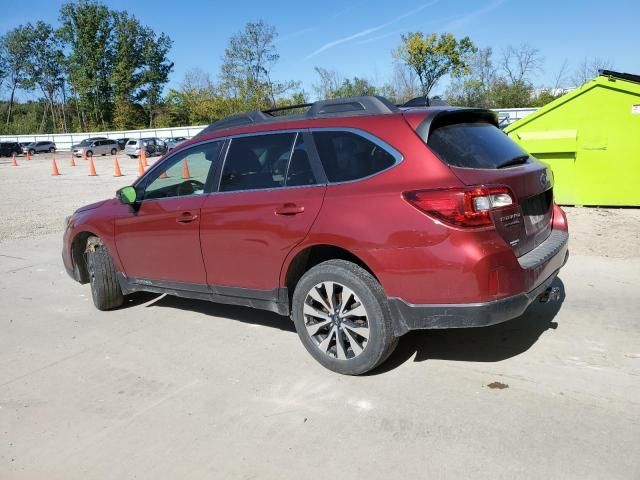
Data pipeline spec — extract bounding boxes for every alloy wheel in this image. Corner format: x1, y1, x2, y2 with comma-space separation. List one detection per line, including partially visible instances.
303, 281, 369, 360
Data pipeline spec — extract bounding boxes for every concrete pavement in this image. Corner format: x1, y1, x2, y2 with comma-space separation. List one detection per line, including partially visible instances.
1, 233, 639, 479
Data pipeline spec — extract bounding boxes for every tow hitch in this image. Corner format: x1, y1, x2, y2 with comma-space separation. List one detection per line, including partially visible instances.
538, 286, 561, 303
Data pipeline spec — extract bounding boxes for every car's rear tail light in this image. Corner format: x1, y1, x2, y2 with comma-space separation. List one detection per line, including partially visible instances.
403, 186, 516, 228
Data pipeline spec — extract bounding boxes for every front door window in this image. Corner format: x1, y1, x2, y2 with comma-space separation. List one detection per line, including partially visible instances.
143, 141, 222, 200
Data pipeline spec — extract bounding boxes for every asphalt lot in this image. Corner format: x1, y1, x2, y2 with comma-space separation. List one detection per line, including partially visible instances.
1, 152, 639, 479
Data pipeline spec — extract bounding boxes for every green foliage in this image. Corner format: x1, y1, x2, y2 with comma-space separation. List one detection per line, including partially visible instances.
396, 32, 477, 97
220, 20, 298, 110
1, 25, 33, 125
59, 0, 115, 129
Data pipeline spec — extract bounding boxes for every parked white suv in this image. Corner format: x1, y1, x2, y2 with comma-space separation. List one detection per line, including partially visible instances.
73, 139, 119, 158
124, 138, 168, 158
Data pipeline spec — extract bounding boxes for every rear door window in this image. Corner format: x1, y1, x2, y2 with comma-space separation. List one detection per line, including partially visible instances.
427, 122, 529, 169
286, 134, 318, 187
312, 130, 397, 182
220, 133, 296, 192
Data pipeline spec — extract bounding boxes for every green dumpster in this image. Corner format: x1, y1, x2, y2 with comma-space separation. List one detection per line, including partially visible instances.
505, 70, 640, 206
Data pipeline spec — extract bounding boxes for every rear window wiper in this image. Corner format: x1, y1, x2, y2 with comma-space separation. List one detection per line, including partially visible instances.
497, 155, 529, 169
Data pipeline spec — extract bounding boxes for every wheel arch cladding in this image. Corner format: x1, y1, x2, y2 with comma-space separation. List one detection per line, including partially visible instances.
283, 244, 381, 302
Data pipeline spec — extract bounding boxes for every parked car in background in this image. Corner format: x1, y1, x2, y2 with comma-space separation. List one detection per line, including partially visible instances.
62, 95, 569, 375
0, 142, 23, 157
116, 138, 130, 151
73, 139, 119, 157
124, 137, 167, 158
19, 142, 31, 151
70, 137, 108, 151
25, 141, 56, 154
164, 137, 188, 150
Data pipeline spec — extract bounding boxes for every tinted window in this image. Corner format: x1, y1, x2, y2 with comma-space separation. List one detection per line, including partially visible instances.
143, 141, 222, 200
286, 135, 318, 187
312, 131, 396, 182
127, 140, 137, 145
220, 133, 295, 192
427, 122, 528, 169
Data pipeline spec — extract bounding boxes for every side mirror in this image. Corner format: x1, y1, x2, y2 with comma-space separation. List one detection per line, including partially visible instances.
118, 186, 138, 205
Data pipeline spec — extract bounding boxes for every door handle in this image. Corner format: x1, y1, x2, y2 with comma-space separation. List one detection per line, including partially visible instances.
275, 203, 305, 216
176, 212, 198, 223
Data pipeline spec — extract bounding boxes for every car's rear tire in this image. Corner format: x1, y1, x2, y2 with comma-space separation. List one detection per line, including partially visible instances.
110, 148, 117, 155
86, 150, 93, 157
291, 259, 398, 375
48, 147, 55, 153
86, 242, 124, 311
29, 149, 35, 155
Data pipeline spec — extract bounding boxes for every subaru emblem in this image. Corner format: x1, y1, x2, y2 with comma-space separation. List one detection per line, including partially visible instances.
540, 170, 548, 187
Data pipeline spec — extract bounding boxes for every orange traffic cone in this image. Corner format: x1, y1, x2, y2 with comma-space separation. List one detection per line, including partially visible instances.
182, 159, 191, 179
82, 149, 87, 161
25, 150, 30, 161
113, 156, 123, 177
141, 149, 148, 167
137, 157, 144, 176
88, 157, 97, 176
69, 153, 76, 167
51, 158, 60, 176
11, 154, 18, 166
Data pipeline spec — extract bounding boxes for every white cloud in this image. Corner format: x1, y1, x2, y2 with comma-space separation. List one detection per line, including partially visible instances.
304, 0, 440, 60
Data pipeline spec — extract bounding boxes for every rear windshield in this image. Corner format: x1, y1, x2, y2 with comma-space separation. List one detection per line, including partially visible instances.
127, 140, 138, 145
427, 122, 528, 169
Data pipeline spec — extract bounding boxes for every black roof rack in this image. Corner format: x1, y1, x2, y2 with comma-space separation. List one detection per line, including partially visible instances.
196, 95, 400, 137
599, 69, 640, 84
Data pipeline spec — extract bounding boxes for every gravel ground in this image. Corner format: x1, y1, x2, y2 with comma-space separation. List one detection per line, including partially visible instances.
0, 151, 160, 243
1, 151, 639, 258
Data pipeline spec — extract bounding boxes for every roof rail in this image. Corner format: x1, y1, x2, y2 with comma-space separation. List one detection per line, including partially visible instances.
263, 103, 313, 115
195, 95, 400, 137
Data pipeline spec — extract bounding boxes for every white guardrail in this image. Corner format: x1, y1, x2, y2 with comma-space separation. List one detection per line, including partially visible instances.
0, 108, 538, 151
0, 125, 208, 151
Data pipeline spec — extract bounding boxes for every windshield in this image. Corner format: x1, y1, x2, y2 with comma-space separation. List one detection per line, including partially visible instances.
79, 140, 92, 146
427, 122, 529, 169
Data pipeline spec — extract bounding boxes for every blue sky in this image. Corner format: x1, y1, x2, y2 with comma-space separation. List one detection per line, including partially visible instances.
2, 0, 639, 99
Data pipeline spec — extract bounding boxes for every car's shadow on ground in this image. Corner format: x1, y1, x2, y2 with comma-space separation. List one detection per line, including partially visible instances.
132, 292, 296, 332
370, 277, 566, 374
125, 277, 565, 372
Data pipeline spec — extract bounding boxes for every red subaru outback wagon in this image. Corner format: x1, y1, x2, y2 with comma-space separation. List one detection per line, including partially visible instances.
63, 96, 569, 375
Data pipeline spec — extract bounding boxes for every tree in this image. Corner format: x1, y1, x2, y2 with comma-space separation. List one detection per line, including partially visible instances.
500, 44, 543, 84
59, 0, 115, 129
395, 32, 476, 97
138, 30, 173, 127
446, 47, 497, 108
110, 10, 147, 129
312, 67, 377, 99
220, 20, 298, 109
23, 21, 67, 132
312, 67, 342, 99
572, 57, 615, 86
1, 25, 32, 126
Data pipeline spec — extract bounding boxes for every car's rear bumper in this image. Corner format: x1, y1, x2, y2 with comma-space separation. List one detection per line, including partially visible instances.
388, 229, 569, 335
